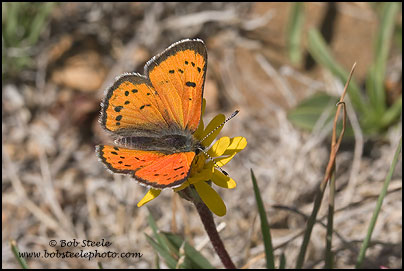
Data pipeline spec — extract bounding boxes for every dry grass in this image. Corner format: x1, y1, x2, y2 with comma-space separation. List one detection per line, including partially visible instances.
2, 2, 402, 269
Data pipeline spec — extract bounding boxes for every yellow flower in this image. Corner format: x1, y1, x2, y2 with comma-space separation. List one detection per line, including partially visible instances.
137, 99, 247, 216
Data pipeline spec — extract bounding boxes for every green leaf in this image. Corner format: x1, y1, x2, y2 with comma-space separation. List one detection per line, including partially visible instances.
145, 233, 178, 269
279, 253, 286, 269
287, 2, 305, 64
154, 251, 161, 269
366, 2, 400, 114
380, 94, 402, 127
2, 3, 56, 78
163, 232, 214, 269
287, 92, 336, 131
147, 210, 165, 246
27, 2, 55, 45
325, 172, 336, 269
296, 184, 327, 268
307, 28, 366, 115
175, 241, 190, 269
147, 210, 179, 259
393, 21, 402, 50
146, 209, 214, 269
356, 137, 402, 268
10, 240, 29, 269
251, 169, 275, 269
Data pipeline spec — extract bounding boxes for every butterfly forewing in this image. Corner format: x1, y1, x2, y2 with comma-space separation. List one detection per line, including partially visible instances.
146, 39, 207, 133
101, 74, 172, 134
101, 39, 207, 135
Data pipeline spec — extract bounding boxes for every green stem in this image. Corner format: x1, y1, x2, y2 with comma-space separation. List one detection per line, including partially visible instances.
10, 240, 29, 269
295, 183, 327, 268
325, 171, 336, 268
355, 137, 402, 268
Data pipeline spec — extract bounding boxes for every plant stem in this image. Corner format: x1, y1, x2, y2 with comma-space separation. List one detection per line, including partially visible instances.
194, 199, 236, 269
355, 137, 402, 268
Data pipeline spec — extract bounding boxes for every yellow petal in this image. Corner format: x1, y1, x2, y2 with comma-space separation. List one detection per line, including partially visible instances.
208, 136, 230, 157
214, 153, 236, 167
199, 114, 226, 146
188, 166, 214, 184
173, 181, 190, 192
137, 189, 161, 207
211, 169, 237, 189
223, 136, 247, 155
202, 98, 206, 115
193, 99, 206, 139
194, 182, 226, 216
215, 137, 247, 166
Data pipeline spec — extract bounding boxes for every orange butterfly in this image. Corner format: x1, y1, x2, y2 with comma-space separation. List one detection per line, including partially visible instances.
96, 39, 207, 189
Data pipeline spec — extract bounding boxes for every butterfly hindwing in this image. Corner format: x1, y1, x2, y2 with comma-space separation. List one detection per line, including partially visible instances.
97, 145, 195, 189
135, 151, 195, 188
97, 145, 165, 173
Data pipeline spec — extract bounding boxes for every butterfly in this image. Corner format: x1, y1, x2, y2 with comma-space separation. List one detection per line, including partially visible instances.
96, 39, 207, 189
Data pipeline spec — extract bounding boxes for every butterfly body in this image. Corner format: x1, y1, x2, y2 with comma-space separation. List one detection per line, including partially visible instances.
114, 129, 202, 154
97, 39, 207, 189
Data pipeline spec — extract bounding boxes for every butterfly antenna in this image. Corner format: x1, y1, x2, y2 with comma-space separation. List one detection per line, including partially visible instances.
197, 147, 229, 176
197, 110, 239, 176
199, 110, 239, 145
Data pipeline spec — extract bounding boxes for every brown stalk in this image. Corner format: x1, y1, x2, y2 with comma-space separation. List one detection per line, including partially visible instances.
320, 62, 356, 189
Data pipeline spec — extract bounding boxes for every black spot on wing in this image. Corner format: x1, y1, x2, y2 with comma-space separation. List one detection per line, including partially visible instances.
186, 82, 196, 87
140, 104, 152, 110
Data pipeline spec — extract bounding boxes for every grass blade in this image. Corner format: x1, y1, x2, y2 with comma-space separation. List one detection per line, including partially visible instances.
366, 2, 400, 114
10, 240, 29, 269
295, 185, 326, 268
3, 3, 20, 45
154, 251, 160, 269
147, 210, 180, 262
287, 2, 305, 64
307, 28, 365, 116
163, 232, 214, 269
147, 210, 167, 248
355, 137, 402, 268
296, 63, 354, 268
147, 210, 214, 269
325, 171, 336, 268
175, 241, 188, 269
279, 252, 286, 269
380, 94, 402, 128
145, 233, 177, 269
27, 3, 55, 45
250, 169, 275, 269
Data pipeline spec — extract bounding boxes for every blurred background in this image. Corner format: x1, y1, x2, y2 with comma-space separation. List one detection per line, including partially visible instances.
2, 2, 402, 269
